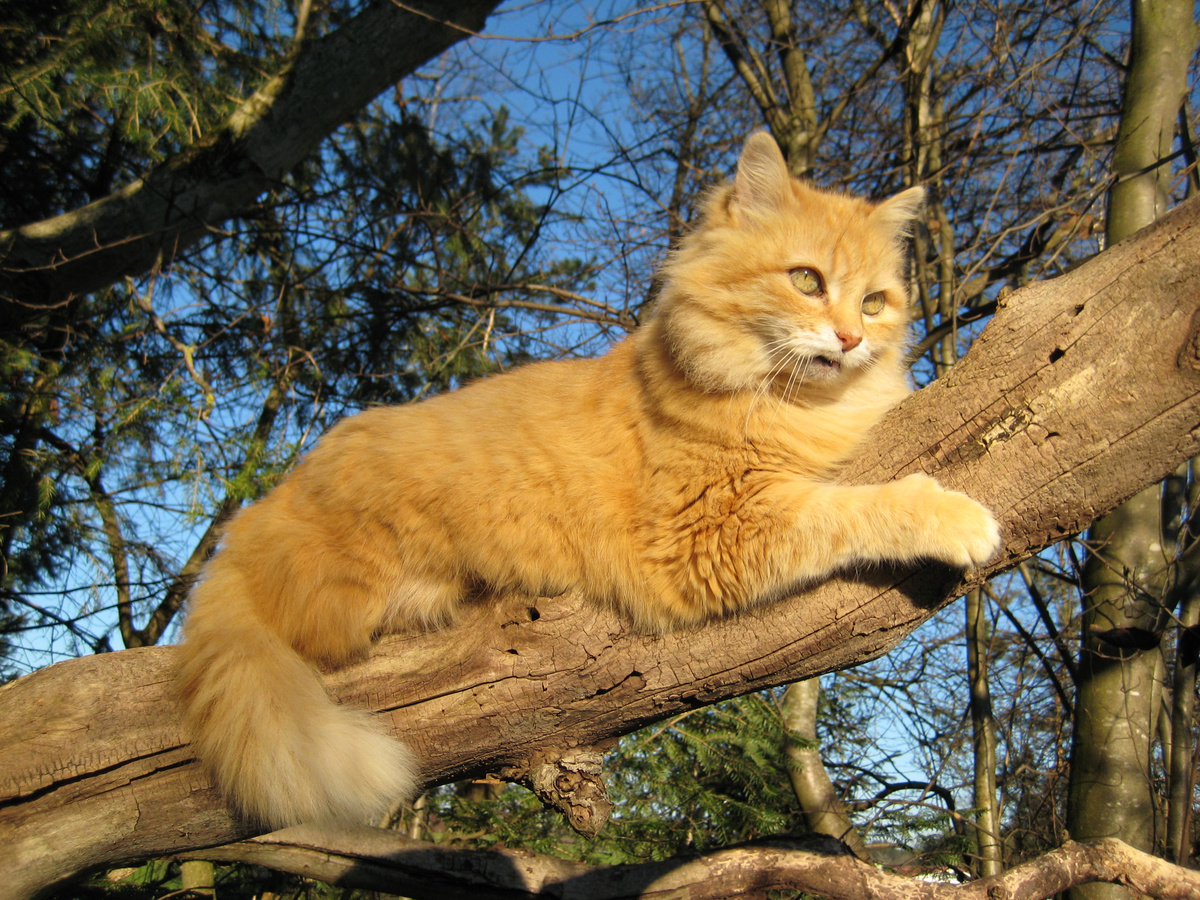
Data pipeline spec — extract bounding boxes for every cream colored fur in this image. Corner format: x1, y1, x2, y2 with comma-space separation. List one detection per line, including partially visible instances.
176, 132, 1000, 829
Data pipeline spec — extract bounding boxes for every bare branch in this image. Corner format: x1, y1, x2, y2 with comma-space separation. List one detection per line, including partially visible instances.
179, 828, 1200, 900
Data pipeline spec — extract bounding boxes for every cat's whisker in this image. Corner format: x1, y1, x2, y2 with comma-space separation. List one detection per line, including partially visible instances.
769, 350, 808, 430
744, 342, 794, 436
789, 356, 812, 403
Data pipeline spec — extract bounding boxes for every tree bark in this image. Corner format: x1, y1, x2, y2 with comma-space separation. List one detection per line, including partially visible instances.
177, 860, 214, 898
966, 588, 1002, 876
782, 679, 871, 859
172, 828, 1200, 900
0, 0, 501, 343
1066, 4, 1197, 896
5, 197, 1200, 898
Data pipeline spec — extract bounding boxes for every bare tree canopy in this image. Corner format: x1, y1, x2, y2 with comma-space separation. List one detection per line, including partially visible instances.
4, 194, 1200, 899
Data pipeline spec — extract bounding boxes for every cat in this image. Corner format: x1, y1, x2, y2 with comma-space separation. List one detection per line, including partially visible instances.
176, 131, 1001, 830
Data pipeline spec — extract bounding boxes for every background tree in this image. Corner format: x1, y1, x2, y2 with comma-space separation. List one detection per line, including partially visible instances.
1068, 3, 1200, 895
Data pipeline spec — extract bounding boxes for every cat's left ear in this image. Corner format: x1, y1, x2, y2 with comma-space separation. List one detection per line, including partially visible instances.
732, 131, 792, 220
869, 186, 926, 237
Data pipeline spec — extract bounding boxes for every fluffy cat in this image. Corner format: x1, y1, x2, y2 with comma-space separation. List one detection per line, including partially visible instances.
177, 132, 1001, 830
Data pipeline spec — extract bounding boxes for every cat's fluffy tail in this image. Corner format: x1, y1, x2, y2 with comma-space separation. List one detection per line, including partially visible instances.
176, 565, 418, 829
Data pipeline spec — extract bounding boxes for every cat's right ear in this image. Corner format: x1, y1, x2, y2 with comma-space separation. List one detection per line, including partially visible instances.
870, 186, 926, 237
732, 132, 792, 221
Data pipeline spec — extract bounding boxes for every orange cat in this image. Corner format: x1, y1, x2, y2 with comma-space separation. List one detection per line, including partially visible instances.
177, 132, 1000, 829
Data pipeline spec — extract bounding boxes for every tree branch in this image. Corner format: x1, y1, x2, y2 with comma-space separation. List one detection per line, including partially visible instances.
0, 0, 501, 342
4, 197, 1200, 899
178, 828, 1200, 900
701, 2, 791, 144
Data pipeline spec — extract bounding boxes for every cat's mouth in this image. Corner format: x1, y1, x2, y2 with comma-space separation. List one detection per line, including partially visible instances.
811, 355, 842, 372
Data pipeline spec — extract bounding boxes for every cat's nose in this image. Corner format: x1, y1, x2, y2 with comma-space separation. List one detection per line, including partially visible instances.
837, 331, 862, 351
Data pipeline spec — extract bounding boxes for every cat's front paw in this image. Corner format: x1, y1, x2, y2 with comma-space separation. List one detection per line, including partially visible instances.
897, 474, 1002, 569
939, 495, 1002, 569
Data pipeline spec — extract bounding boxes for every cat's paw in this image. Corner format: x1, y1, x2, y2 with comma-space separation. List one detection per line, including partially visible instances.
896, 474, 1002, 569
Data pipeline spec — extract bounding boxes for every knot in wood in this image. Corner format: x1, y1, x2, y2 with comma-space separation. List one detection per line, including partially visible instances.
527, 750, 614, 838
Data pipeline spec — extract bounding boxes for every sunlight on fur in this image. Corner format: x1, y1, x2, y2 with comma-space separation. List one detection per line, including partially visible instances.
176, 131, 1001, 829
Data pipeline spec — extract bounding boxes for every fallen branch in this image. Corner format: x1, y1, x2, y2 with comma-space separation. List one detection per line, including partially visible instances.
180, 828, 1200, 900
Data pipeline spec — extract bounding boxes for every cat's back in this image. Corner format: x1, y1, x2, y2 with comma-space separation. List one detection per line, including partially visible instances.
286, 340, 643, 507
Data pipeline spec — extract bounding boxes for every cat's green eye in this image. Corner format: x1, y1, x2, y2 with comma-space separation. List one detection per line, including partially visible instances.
862, 292, 886, 315
789, 267, 822, 295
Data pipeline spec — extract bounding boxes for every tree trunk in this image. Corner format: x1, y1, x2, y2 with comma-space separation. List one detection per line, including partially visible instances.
782, 679, 870, 859
1066, 4, 1196, 897
966, 588, 1003, 876
178, 860, 214, 898
1069, 489, 1173, 872
5, 196, 1200, 898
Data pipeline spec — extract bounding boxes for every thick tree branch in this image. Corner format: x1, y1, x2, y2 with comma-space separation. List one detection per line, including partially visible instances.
177, 828, 1200, 900
4, 197, 1200, 898
0, 0, 501, 342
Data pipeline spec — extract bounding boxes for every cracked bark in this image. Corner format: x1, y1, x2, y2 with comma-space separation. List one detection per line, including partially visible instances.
4, 197, 1200, 898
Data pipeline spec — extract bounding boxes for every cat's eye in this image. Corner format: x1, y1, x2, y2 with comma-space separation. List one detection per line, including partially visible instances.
862, 292, 886, 315
789, 267, 822, 295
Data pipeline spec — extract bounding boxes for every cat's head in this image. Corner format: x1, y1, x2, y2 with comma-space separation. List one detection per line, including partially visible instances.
655, 132, 923, 399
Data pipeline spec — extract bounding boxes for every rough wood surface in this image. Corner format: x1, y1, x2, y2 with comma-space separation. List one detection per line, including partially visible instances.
179, 829, 1200, 900
4, 197, 1200, 898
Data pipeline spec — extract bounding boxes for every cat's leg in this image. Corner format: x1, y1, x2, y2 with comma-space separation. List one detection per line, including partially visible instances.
784, 473, 1002, 573
638, 473, 999, 627
270, 565, 467, 665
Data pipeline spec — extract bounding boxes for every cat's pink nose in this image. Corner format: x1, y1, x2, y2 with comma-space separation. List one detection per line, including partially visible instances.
837, 331, 862, 351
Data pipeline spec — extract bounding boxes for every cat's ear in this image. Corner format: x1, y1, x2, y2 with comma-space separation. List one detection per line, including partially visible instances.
870, 186, 926, 237
732, 132, 792, 220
